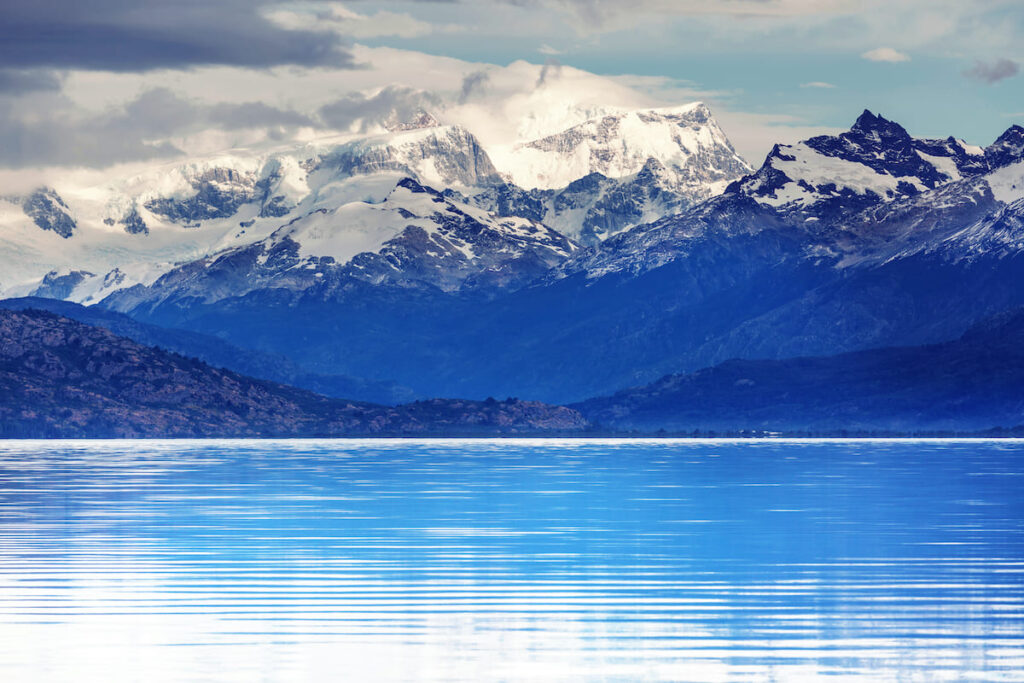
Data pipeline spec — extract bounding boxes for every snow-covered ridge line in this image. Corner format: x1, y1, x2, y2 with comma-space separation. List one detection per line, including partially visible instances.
0, 98, 750, 299
731, 111, 1023, 219
100, 176, 579, 310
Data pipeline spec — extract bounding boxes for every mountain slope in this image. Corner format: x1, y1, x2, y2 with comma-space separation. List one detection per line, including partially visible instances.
0, 308, 588, 438
730, 110, 990, 220
0, 297, 416, 404
102, 177, 577, 313
472, 103, 751, 243
92, 111, 1024, 405
573, 308, 1024, 433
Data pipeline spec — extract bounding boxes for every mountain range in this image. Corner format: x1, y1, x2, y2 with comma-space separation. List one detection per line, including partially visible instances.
1, 100, 1022, 435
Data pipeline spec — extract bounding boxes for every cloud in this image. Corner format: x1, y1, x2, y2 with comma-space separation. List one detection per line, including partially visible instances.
318, 85, 441, 132
608, 74, 736, 104
0, 0, 356, 72
590, 73, 834, 162
265, 3, 446, 40
459, 71, 491, 104
0, 88, 316, 168
712, 110, 838, 163
538, 44, 563, 55
800, 81, 837, 88
503, 0, 853, 28
963, 58, 1020, 84
861, 47, 911, 63
0, 69, 64, 95
536, 59, 563, 88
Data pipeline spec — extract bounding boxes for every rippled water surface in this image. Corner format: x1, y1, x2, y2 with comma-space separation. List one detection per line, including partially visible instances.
1, 438, 1023, 681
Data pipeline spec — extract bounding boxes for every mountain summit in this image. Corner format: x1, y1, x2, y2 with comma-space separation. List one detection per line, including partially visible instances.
728, 110, 1018, 221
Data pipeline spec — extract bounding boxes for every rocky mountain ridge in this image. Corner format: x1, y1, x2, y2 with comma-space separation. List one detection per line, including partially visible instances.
0, 308, 588, 438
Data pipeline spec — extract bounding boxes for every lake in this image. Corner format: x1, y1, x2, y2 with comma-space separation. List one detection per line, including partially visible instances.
1, 438, 1022, 681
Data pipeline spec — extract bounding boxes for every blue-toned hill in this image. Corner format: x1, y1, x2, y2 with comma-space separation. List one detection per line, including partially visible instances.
573, 308, 1024, 433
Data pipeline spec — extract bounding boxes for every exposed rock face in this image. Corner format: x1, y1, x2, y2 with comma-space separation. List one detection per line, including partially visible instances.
120, 209, 149, 235
30, 271, 95, 300
145, 167, 261, 223
21, 188, 77, 238
0, 308, 589, 438
986, 125, 1024, 170
314, 125, 504, 189
465, 158, 694, 246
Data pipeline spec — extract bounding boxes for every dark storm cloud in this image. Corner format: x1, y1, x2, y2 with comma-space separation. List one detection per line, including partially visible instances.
963, 58, 1020, 84
0, 70, 64, 95
318, 86, 441, 131
0, 88, 316, 168
0, 0, 356, 72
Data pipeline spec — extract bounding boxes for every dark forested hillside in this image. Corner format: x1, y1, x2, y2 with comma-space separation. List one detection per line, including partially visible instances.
573, 309, 1024, 433
0, 308, 587, 438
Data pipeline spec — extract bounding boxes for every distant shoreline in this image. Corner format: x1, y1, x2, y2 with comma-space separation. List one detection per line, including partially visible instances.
3, 433, 1024, 443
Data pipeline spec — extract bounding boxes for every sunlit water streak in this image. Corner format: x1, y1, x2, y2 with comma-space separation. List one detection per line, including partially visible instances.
0, 438, 1023, 681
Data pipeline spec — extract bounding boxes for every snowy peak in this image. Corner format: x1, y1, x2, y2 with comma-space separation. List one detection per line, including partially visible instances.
848, 109, 911, 141
731, 110, 996, 217
986, 125, 1024, 170
803, 110, 966, 188
313, 125, 503, 191
494, 102, 751, 196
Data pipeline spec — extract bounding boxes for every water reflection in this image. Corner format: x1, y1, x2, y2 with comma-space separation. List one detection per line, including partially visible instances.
1, 439, 1023, 681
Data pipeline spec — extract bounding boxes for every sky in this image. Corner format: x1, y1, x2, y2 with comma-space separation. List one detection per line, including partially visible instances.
0, 0, 1021, 175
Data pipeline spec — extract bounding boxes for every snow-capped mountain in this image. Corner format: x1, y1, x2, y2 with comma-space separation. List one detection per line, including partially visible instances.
103, 177, 577, 312
553, 112, 1024, 282
494, 103, 750, 193
0, 124, 504, 300
467, 103, 751, 243
730, 111, 996, 221
0, 98, 747, 298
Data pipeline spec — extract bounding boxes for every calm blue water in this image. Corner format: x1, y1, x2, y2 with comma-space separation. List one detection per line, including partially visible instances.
1, 438, 1023, 682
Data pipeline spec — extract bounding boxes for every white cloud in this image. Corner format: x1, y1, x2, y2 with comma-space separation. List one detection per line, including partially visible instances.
861, 47, 911, 63
800, 82, 837, 88
606, 74, 734, 105
538, 44, 563, 55
0, 45, 835, 170
265, 2, 448, 39
709, 111, 836, 164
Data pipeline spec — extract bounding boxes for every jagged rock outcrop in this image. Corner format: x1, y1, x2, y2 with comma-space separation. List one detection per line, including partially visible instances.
20, 188, 77, 238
